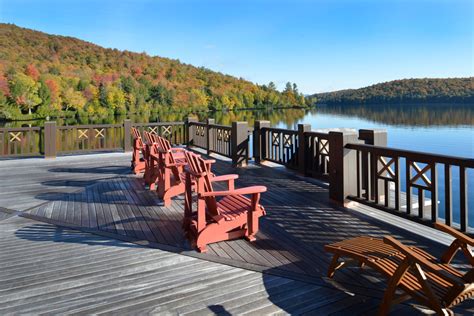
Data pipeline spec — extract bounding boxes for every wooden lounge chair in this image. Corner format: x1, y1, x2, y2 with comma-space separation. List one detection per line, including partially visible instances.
183, 151, 266, 253
324, 223, 473, 315
131, 127, 145, 174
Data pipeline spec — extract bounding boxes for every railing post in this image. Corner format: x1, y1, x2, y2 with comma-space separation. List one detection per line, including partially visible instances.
359, 129, 388, 200
298, 124, 311, 175
186, 116, 197, 146
231, 121, 249, 167
328, 130, 359, 205
44, 121, 57, 159
123, 119, 132, 152
206, 118, 215, 155
253, 120, 270, 164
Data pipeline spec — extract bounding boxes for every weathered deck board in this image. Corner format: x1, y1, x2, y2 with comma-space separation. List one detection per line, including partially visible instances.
1, 152, 472, 314
0, 153, 130, 211
2, 215, 346, 315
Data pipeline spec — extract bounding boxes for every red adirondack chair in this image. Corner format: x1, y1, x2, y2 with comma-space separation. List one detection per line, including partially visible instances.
141, 131, 160, 188
154, 135, 191, 206
183, 151, 267, 253
131, 127, 146, 174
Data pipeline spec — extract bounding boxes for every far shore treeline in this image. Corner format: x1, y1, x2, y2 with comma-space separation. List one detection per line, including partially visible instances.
312, 78, 473, 105
0, 24, 472, 122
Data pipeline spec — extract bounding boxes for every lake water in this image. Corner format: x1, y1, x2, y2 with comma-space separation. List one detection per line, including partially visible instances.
2, 104, 473, 227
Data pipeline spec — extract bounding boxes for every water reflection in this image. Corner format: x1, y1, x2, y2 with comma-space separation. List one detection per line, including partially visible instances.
316, 104, 474, 127
1, 104, 472, 128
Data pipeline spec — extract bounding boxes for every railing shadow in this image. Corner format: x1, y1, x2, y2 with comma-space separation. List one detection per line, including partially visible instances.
14, 223, 144, 249
48, 165, 129, 175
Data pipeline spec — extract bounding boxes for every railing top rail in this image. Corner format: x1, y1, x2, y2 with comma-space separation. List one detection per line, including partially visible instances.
188, 121, 207, 126
132, 122, 185, 127
346, 143, 474, 168
57, 124, 122, 129
209, 123, 232, 130
304, 131, 330, 138
0, 126, 41, 131
262, 127, 298, 134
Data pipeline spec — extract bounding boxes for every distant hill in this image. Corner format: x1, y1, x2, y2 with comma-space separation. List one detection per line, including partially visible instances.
309, 78, 474, 105
0, 24, 306, 120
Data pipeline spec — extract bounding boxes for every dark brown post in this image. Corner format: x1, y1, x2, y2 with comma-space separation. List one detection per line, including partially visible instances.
297, 124, 311, 174
44, 121, 57, 159
186, 116, 198, 146
253, 120, 270, 164
359, 129, 388, 200
123, 119, 132, 152
328, 130, 359, 204
231, 121, 249, 167
206, 118, 215, 155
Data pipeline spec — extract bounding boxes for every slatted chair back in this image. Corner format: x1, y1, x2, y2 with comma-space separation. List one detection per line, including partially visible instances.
381, 236, 474, 314
158, 135, 172, 152
155, 136, 175, 162
142, 130, 154, 145
184, 151, 218, 217
130, 127, 145, 173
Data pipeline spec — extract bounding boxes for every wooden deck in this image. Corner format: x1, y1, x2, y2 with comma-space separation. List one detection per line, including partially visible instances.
1, 152, 472, 315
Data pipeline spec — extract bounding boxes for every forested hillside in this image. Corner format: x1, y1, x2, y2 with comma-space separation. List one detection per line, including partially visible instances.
0, 24, 306, 120
311, 78, 473, 105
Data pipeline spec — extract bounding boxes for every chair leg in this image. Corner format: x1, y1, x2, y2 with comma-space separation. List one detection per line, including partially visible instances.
327, 254, 341, 278
379, 287, 396, 316
379, 259, 410, 316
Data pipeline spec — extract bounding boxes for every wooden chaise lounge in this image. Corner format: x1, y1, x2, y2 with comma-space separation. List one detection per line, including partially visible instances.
325, 223, 473, 315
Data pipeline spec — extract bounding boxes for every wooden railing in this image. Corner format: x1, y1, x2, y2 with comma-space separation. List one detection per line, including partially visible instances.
0, 126, 42, 157
209, 124, 232, 157
346, 143, 474, 232
261, 127, 299, 170
304, 131, 330, 181
132, 122, 186, 146
188, 121, 208, 151
187, 120, 248, 166
56, 124, 123, 154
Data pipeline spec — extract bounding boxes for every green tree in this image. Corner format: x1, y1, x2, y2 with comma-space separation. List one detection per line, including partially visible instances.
105, 85, 126, 114
38, 79, 51, 108
62, 87, 86, 112
9, 73, 42, 115
190, 88, 209, 107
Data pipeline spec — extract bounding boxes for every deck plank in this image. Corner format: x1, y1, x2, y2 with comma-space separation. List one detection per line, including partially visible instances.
0, 152, 472, 315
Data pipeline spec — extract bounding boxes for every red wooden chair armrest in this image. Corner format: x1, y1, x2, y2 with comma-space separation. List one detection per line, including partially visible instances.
200, 186, 267, 197
435, 223, 474, 246
210, 174, 239, 182
383, 236, 466, 286
203, 159, 216, 165
150, 153, 160, 161
171, 148, 186, 153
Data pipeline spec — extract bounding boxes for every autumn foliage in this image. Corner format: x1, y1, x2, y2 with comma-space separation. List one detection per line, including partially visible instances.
0, 24, 307, 120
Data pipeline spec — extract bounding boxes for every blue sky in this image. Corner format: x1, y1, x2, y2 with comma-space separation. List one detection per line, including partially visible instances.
0, 0, 472, 93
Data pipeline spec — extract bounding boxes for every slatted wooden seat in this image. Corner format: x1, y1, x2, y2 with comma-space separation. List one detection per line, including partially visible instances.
130, 127, 145, 174
183, 151, 266, 253
324, 223, 474, 315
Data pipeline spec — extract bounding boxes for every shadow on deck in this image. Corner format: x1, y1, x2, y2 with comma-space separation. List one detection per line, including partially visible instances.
5, 154, 472, 314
